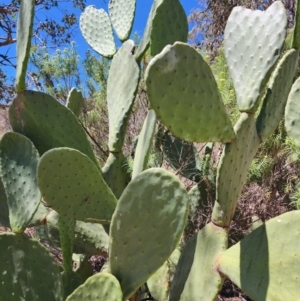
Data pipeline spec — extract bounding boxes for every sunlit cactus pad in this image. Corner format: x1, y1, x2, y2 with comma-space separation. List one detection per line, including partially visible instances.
212, 113, 260, 226
66, 273, 122, 301
109, 168, 189, 300
146, 42, 234, 143
109, 0, 136, 42
15, 0, 34, 92
218, 211, 300, 301
224, 1, 287, 112
66, 88, 83, 118
169, 222, 227, 301
285, 77, 300, 146
9, 91, 99, 169
150, 0, 188, 56
0, 132, 40, 233
0, 233, 63, 301
80, 6, 116, 58
38, 148, 117, 223
257, 49, 298, 141
107, 40, 140, 152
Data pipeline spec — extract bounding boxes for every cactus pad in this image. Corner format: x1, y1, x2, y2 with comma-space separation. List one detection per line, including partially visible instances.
212, 113, 260, 227
0, 178, 9, 227
224, 1, 287, 112
135, 0, 163, 61
109, 168, 189, 300
109, 0, 136, 42
0, 132, 40, 233
0, 232, 63, 301
132, 109, 157, 179
15, 0, 34, 92
66, 273, 122, 301
145, 42, 234, 143
150, 0, 188, 56
285, 78, 300, 146
9, 91, 99, 169
66, 88, 83, 118
218, 211, 300, 301
107, 40, 140, 152
170, 223, 227, 301
80, 6, 116, 58
147, 247, 181, 301
257, 49, 298, 141
38, 148, 117, 223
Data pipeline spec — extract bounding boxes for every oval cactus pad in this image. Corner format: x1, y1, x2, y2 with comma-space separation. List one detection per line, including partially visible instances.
0, 233, 63, 301
109, 0, 136, 42
66, 273, 122, 301
145, 42, 234, 143
0, 132, 40, 233
218, 211, 300, 301
80, 6, 116, 58
38, 148, 117, 223
109, 168, 189, 300
224, 1, 287, 112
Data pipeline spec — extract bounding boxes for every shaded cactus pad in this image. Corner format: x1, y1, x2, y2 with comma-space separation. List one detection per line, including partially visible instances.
218, 211, 300, 301
109, 168, 189, 300
145, 42, 234, 143
0, 233, 63, 301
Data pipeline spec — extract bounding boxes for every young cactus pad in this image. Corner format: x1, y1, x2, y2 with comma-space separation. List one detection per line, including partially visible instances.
224, 1, 287, 113
66, 88, 83, 118
107, 40, 140, 152
15, 0, 35, 92
0, 132, 40, 233
108, 0, 136, 42
145, 42, 235, 143
0, 233, 63, 301
109, 168, 189, 300
80, 6, 116, 58
37, 148, 117, 223
218, 211, 300, 301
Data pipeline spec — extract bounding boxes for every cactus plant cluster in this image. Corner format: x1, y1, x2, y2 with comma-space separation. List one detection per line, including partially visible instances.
1, 0, 300, 300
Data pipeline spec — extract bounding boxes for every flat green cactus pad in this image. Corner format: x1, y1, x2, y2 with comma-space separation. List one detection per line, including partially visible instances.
109, 0, 136, 42
293, 0, 300, 48
169, 223, 227, 301
109, 168, 189, 300
0, 233, 63, 301
257, 49, 298, 141
107, 40, 140, 152
9, 90, 99, 169
150, 0, 188, 56
212, 113, 260, 227
66, 273, 122, 301
0, 178, 9, 227
145, 42, 234, 143
224, 1, 287, 113
46, 210, 109, 256
132, 109, 157, 179
66, 88, 83, 118
218, 211, 300, 301
285, 78, 300, 146
147, 247, 181, 301
80, 6, 116, 58
135, 0, 163, 61
162, 131, 201, 182
38, 148, 117, 223
0, 132, 40, 233
15, 0, 34, 92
